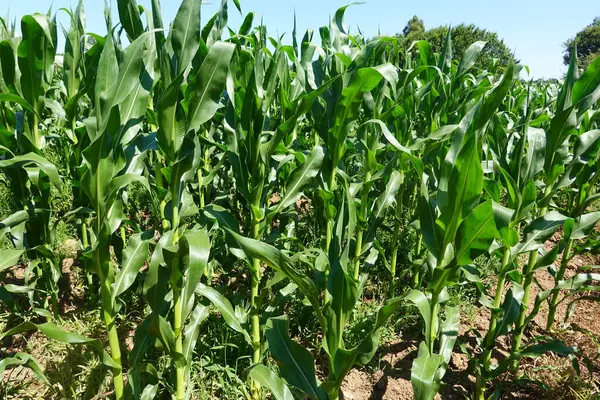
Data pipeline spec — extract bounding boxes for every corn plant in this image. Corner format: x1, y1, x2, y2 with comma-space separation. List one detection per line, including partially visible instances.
0, 12, 64, 318
2, 1, 600, 399
138, 1, 235, 398
218, 191, 406, 400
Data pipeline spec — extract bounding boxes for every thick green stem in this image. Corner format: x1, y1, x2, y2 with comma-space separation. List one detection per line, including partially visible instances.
81, 220, 94, 287
81, 220, 89, 249
428, 292, 439, 354
251, 262, 261, 364
174, 289, 185, 400
101, 281, 123, 400
353, 229, 363, 280
120, 226, 127, 247
413, 234, 423, 288
198, 168, 205, 208
250, 218, 263, 399
324, 167, 336, 304
476, 250, 510, 399
353, 172, 371, 280
511, 197, 550, 373
50, 288, 60, 320
482, 249, 510, 366
475, 375, 486, 400
546, 239, 573, 331
32, 114, 41, 149
172, 197, 180, 243
170, 176, 185, 399
389, 220, 401, 297
510, 248, 539, 373
324, 218, 333, 304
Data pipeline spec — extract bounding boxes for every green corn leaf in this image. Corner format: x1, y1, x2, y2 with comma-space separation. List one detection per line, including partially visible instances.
519, 127, 546, 185
265, 316, 328, 400
129, 317, 153, 367
557, 49, 578, 113
437, 306, 459, 378
0, 39, 18, 93
0, 93, 36, 113
0, 249, 23, 272
270, 145, 325, 215
0, 209, 47, 236
368, 118, 424, 175
510, 211, 566, 259
0, 322, 116, 369
438, 135, 483, 249
474, 61, 515, 131
224, 230, 323, 324
140, 384, 159, 400
329, 66, 389, 165
556, 129, 600, 189
157, 71, 185, 159
457, 41, 486, 77
170, 0, 201, 73
117, 44, 155, 145
438, 27, 452, 72
94, 31, 117, 125
416, 40, 436, 68
247, 364, 295, 400
455, 200, 498, 265
362, 170, 402, 254
180, 229, 210, 319
325, 257, 358, 361
569, 212, 600, 241
0, 353, 49, 386
203, 204, 241, 233
98, 32, 152, 134
18, 14, 52, 110
494, 283, 524, 339
346, 297, 405, 368
186, 41, 235, 134
117, 0, 145, 41
545, 105, 576, 182
110, 230, 153, 309
491, 339, 576, 379
411, 341, 443, 400
406, 290, 433, 343
148, 315, 185, 366
572, 52, 600, 105
195, 282, 252, 345
0, 153, 61, 188
420, 173, 442, 258
3, 284, 34, 294
182, 304, 209, 383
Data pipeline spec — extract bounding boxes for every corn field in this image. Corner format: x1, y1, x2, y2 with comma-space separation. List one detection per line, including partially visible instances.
1, 1, 600, 399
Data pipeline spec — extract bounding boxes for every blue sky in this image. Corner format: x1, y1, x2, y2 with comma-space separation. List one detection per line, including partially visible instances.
3, 0, 599, 78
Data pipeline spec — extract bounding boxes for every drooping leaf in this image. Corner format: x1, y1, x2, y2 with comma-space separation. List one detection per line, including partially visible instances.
110, 230, 153, 309
186, 41, 235, 133
265, 316, 328, 400
455, 200, 498, 265
248, 364, 295, 400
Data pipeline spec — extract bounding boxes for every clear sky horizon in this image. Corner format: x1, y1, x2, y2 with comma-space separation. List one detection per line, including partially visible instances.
3, 0, 599, 78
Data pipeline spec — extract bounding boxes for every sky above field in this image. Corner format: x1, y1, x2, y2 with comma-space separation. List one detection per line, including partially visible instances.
3, 0, 599, 78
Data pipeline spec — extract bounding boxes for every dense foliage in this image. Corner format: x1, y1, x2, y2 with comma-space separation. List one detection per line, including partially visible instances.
397, 18, 514, 68
563, 17, 600, 71
1, 1, 600, 400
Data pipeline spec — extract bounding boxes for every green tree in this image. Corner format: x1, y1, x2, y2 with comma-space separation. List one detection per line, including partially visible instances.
396, 17, 514, 69
563, 17, 600, 71
402, 15, 426, 42
425, 24, 514, 68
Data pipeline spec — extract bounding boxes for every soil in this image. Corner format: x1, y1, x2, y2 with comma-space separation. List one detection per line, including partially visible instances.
340, 238, 600, 400
2, 238, 600, 399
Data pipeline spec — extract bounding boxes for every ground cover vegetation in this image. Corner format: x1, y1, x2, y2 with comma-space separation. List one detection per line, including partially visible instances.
1, 1, 600, 399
